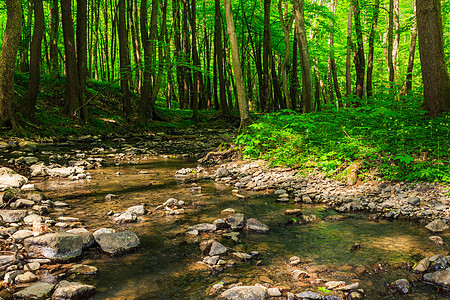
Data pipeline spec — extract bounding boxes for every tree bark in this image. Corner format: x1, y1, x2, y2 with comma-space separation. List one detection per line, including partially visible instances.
0, 0, 22, 128
387, 0, 394, 83
290, 35, 299, 110
416, 0, 450, 116
262, 0, 271, 112
61, 0, 81, 119
118, 0, 132, 120
293, 0, 313, 113
279, 0, 294, 110
353, 0, 365, 101
77, 0, 88, 122
366, 0, 380, 98
404, 15, 417, 95
21, 0, 44, 121
49, 0, 59, 79
328, 0, 342, 107
191, 0, 202, 121
392, 0, 400, 77
345, 4, 352, 97
224, 0, 251, 128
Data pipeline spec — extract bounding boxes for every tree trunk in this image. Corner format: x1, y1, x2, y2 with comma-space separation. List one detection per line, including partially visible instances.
387, 0, 394, 83
19, 1, 32, 73
353, 0, 365, 101
181, 0, 192, 110
0, 0, 22, 128
416, 0, 450, 116
224, 0, 251, 128
392, 0, 400, 77
345, 4, 352, 97
328, 0, 341, 107
366, 0, 380, 98
118, 0, 132, 120
49, 0, 59, 79
262, 0, 271, 112
290, 35, 299, 110
173, 0, 184, 109
279, 0, 294, 110
77, 0, 88, 122
61, 0, 81, 119
404, 21, 417, 95
21, 0, 44, 121
191, 0, 202, 121
293, 0, 313, 113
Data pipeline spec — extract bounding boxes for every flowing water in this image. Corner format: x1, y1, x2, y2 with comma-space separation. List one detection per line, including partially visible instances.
32, 155, 449, 300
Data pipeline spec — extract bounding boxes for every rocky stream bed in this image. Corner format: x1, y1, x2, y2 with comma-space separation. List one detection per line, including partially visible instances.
0, 131, 448, 299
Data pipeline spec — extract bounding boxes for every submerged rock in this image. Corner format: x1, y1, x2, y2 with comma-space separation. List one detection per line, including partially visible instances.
391, 279, 410, 294
423, 270, 450, 289
188, 223, 216, 233
209, 241, 227, 256
425, 219, 449, 233
218, 286, 267, 300
24, 232, 83, 261
94, 230, 140, 255
245, 218, 269, 233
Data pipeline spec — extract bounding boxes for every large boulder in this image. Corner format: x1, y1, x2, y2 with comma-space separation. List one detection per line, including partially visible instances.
226, 213, 246, 231
94, 230, 140, 255
14, 282, 55, 299
66, 228, 94, 249
423, 270, 450, 289
0, 209, 28, 222
52, 280, 96, 299
0, 167, 28, 189
425, 219, 449, 233
218, 286, 267, 300
24, 232, 83, 261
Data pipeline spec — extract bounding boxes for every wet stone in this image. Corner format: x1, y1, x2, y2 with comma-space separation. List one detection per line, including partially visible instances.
209, 241, 227, 256
413, 257, 430, 273
69, 264, 98, 275
0, 209, 28, 223
52, 280, 96, 299
425, 219, 449, 232
226, 213, 246, 231
245, 218, 269, 233
24, 232, 83, 261
296, 291, 321, 299
94, 230, 140, 255
423, 270, 450, 289
66, 228, 94, 249
391, 279, 410, 294
14, 282, 55, 299
188, 223, 216, 233
218, 286, 267, 300
15, 271, 38, 284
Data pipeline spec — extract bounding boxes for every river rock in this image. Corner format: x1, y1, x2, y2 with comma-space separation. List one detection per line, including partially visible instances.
284, 209, 303, 216
24, 232, 83, 261
15, 199, 36, 208
0, 255, 15, 265
69, 264, 97, 275
0, 209, 28, 222
425, 219, 449, 232
15, 271, 38, 284
188, 223, 216, 233
216, 167, 230, 178
221, 208, 236, 216
14, 282, 55, 299
245, 218, 269, 233
52, 280, 96, 299
232, 252, 252, 260
407, 197, 420, 206
429, 236, 444, 247
391, 279, 410, 294
93, 228, 115, 240
66, 228, 94, 249
18, 141, 38, 152
12, 229, 33, 240
209, 241, 227, 256
325, 281, 346, 290
423, 270, 450, 289
126, 205, 147, 215
288, 256, 301, 266
24, 262, 40, 271
218, 286, 267, 300
226, 213, 245, 231
105, 194, 117, 201
429, 254, 448, 270
295, 291, 321, 299
0, 167, 28, 188
57, 217, 79, 223
30, 163, 47, 177
94, 230, 140, 255
112, 211, 137, 223
24, 214, 43, 225
413, 257, 430, 273
267, 288, 281, 297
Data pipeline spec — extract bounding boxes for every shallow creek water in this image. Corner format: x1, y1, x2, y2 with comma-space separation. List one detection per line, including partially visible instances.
33, 157, 449, 300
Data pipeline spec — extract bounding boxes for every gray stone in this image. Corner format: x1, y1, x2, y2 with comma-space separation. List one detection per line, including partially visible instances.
94, 230, 140, 255
391, 279, 410, 294
66, 228, 94, 249
52, 280, 96, 299
18, 141, 38, 152
226, 213, 246, 231
24, 214, 43, 225
104, 194, 117, 201
407, 197, 420, 206
16, 199, 36, 207
188, 223, 216, 233
414, 257, 430, 272
267, 288, 281, 297
245, 218, 269, 233
325, 281, 346, 290
0, 167, 28, 188
232, 252, 252, 260
209, 241, 227, 256
425, 219, 449, 232
15, 271, 38, 283
203, 256, 220, 266
12, 229, 33, 240
112, 211, 137, 223
423, 270, 450, 289
24, 262, 40, 271
57, 217, 79, 222
126, 205, 147, 215
0, 209, 28, 222
218, 286, 267, 300
69, 264, 97, 275
0, 255, 15, 265
14, 282, 55, 300
216, 167, 230, 178
93, 228, 115, 240
295, 291, 321, 299
24, 232, 83, 261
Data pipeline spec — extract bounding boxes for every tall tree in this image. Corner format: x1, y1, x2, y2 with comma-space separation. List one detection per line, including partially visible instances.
61, 0, 81, 119
0, 0, 22, 128
224, 0, 251, 128
416, 0, 450, 116
118, 0, 132, 119
387, 0, 395, 83
21, 0, 44, 120
345, 4, 352, 97
353, 0, 365, 100
214, 0, 228, 115
366, 0, 380, 98
77, 0, 88, 122
328, 0, 342, 105
293, 0, 313, 113
403, 6, 417, 95
49, 0, 59, 79
190, 0, 203, 121
279, 0, 294, 110
262, 0, 271, 112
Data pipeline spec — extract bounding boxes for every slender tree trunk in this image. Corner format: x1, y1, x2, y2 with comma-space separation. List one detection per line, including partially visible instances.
387, 0, 394, 83
367, 0, 380, 98
224, 0, 251, 128
353, 0, 365, 101
345, 4, 352, 97
191, 0, 202, 121
203, 0, 211, 110
49, 0, 59, 79
392, 0, 400, 77
182, 0, 192, 110
0, 0, 22, 128
416, 0, 450, 116
61, 0, 81, 119
255, 42, 264, 111
173, 0, 184, 108
293, 0, 313, 113
262, 0, 271, 112
279, 0, 294, 110
290, 35, 299, 110
21, 0, 44, 120
118, 0, 132, 120
77, 0, 88, 122
404, 17, 417, 95
19, 1, 32, 73
271, 52, 284, 109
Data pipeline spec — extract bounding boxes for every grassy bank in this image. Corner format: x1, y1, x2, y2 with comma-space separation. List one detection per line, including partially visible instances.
235, 97, 449, 183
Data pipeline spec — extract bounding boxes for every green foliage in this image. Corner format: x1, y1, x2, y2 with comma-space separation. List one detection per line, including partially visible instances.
235, 96, 450, 183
